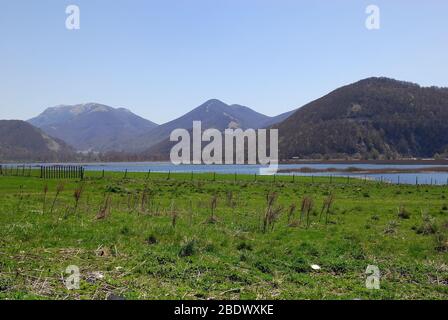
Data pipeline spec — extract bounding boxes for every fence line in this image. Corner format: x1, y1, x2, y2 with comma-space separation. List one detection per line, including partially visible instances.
40, 165, 84, 180
109, 169, 445, 186
1, 165, 447, 186
0, 164, 32, 177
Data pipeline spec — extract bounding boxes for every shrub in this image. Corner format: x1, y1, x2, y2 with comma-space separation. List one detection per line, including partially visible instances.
120, 226, 131, 235
146, 234, 158, 245
415, 214, 438, 235
384, 220, 399, 234
237, 242, 253, 251
434, 232, 448, 252
179, 239, 196, 257
254, 260, 271, 274
292, 257, 309, 273
105, 185, 124, 193
398, 205, 411, 219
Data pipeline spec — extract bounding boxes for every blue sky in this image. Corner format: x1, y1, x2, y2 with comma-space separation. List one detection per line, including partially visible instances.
1, 0, 447, 123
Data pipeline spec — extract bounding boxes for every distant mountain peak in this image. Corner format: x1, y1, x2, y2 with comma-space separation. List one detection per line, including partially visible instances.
197, 99, 228, 112
134, 99, 296, 155
28, 103, 158, 152
203, 98, 226, 105
70, 103, 110, 115
354, 77, 421, 89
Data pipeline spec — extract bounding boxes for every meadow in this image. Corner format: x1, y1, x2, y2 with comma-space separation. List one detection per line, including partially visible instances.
0, 170, 447, 300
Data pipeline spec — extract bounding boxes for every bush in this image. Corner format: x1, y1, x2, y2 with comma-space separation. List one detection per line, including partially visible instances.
120, 226, 131, 235
398, 206, 411, 219
254, 260, 271, 274
292, 257, 309, 273
415, 215, 438, 235
434, 232, 448, 252
146, 234, 158, 245
105, 184, 125, 193
237, 242, 253, 251
179, 239, 196, 257
384, 220, 399, 234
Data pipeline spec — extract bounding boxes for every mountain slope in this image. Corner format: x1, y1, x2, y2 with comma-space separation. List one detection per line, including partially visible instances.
275, 77, 448, 159
130, 99, 271, 152
28, 103, 158, 152
260, 109, 296, 128
0, 120, 76, 161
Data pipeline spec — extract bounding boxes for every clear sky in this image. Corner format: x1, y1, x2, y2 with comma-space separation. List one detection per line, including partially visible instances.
1, 0, 447, 124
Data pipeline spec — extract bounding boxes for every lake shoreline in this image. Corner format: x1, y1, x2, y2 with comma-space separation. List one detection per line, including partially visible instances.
277, 166, 448, 175
281, 159, 448, 165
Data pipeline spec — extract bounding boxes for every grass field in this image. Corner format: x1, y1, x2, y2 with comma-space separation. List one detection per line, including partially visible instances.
0, 171, 447, 300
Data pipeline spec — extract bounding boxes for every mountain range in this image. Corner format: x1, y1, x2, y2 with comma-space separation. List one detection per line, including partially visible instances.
1, 77, 447, 162
28, 103, 158, 152
28, 99, 295, 154
127, 99, 294, 153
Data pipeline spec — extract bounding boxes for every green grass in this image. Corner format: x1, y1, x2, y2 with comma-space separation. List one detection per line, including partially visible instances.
0, 171, 447, 300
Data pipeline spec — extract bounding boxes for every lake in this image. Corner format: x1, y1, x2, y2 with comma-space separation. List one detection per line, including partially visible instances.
17, 161, 448, 185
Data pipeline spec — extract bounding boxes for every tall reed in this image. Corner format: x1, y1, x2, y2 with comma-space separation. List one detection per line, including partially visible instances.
300, 196, 314, 228
72, 183, 84, 216
96, 194, 112, 220
42, 183, 48, 214
50, 182, 65, 215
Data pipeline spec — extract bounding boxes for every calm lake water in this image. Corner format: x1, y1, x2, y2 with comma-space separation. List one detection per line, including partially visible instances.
13, 162, 448, 185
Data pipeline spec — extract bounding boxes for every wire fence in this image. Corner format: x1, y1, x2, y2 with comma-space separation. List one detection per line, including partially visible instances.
0, 165, 84, 179
0, 164, 447, 185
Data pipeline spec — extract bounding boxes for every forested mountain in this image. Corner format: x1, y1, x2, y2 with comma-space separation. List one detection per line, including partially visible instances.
275, 77, 448, 159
